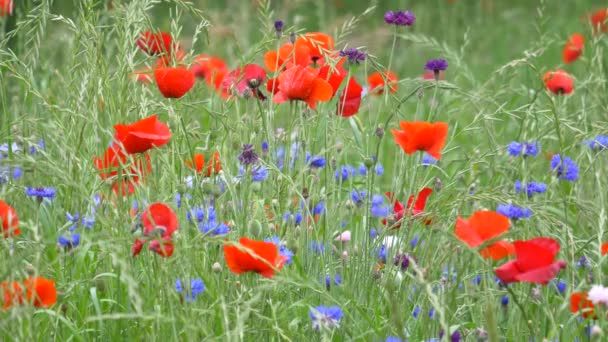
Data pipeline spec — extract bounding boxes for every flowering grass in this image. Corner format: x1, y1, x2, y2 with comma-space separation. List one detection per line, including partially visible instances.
1, 0, 608, 340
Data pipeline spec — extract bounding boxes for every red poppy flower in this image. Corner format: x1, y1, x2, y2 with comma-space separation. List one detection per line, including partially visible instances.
0, 0, 13, 16
368, 71, 398, 95
273, 65, 333, 109
562, 33, 584, 64
337, 77, 363, 117
141, 203, 178, 238
185, 152, 222, 177
495, 237, 567, 284
455, 211, 514, 260
223, 237, 287, 278
543, 69, 574, 95
155, 48, 187, 69
133, 203, 178, 258
264, 42, 312, 72
111, 178, 140, 197
383, 188, 433, 229
1, 280, 23, 309
133, 67, 154, 84
114, 115, 171, 154
318, 65, 347, 96
602, 242, 608, 256
295, 32, 334, 62
94, 144, 152, 180
221, 64, 267, 99
148, 239, 175, 257
191, 54, 228, 82
136, 31, 175, 56
570, 292, 596, 319
0, 200, 19, 238
154, 67, 196, 99
23, 277, 57, 308
589, 8, 607, 33
392, 121, 449, 160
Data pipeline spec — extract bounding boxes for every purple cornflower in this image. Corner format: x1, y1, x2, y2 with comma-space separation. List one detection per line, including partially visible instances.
26, 187, 56, 200
550, 154, 579, 182
497, 204, 532, 219
514, 180, 547, 197
238, 144, 259, 166
585, 135, 608, 151
339, 48, 366, 65
425, 59, 448, 72
175, 278, 205, 302
384, 10, 416, 26
394, 253, 414, 270
508, 141, 540, 157
309, 306, 343, 330
274, 20, 284, 37
58, 233, 81, 248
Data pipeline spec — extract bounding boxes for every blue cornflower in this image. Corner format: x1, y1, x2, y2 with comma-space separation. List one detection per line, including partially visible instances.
335, 165, 356, 181
369, 229, 378, 238
429, 308, 435, 319
550, 154, 579, 182
385, 337, 403, 342
358, 164, 367, 176
501, 296, 509, 306
187, 207, 206, 223
26, 187, 56, 199
576, 255, 590, 268
265, 236, 294, 264
410, 235, 420, 248
371, 195, 384, 206
324, 274, 342, 290
394, 253, 413, 270
351, 190, 366, 206
497, 204, 532, 219
0, 166, 22, 184
29, 139, 45, 155
371, 205, 389, 217
306, 154, 326, 168
0, 142, 20, 154
274, 20, 284, 37
413, 306, 421, 318
238, 165, 269, 182
514, 180, 547, 197
472, 275, 482, 285
175, 278, 205, 302
261, 141, 269, 153
375, 163, 384, 175
422, 153, 438, 166
189, 206, 229, 235
313, 201, 326, 215
58, 233, 81, 248
310, 241, 325, 254
200, 221, 229, 235
508, 141, 540, 157
585, 135, 608, 151
283, 212, 303, 226
554, 279, 567, 293
378, 244, 387, 263
309, 306, 343, 330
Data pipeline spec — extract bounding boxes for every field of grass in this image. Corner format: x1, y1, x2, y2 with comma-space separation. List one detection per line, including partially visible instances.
1, 0, 608, 340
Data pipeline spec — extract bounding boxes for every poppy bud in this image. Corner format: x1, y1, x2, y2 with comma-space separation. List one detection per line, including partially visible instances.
434, 177, 442, 192
375, 125, 385, 138
250, 182, 262, 192
531, 287, 542, 300
212, 262, 222, 273
345, 199, 355, 210
25, 264, 36, 276
235, 281, 241, 289
591, 325, 603, 338
335, 142, 344, 153
248, 219, 263, 237
289, 32, 296, 44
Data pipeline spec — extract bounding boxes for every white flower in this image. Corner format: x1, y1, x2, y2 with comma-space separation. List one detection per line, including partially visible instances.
587, 285, 608, 305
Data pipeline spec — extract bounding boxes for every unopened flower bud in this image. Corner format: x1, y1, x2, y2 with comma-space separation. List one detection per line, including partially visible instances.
212, 262, 222, 273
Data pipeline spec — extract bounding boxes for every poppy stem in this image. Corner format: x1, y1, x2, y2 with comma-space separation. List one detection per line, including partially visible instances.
505, 285, 535, 336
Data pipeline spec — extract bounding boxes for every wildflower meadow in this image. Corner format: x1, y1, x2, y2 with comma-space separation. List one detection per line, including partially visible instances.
2, 0, 608, 340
